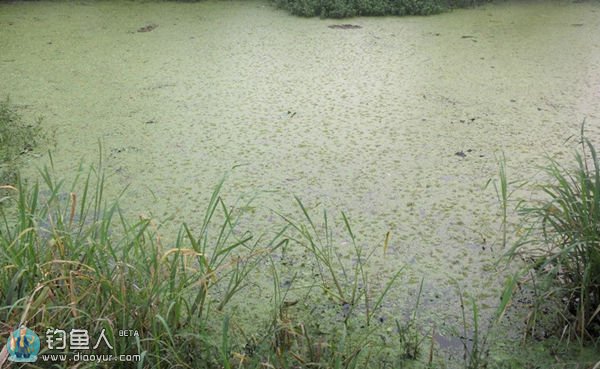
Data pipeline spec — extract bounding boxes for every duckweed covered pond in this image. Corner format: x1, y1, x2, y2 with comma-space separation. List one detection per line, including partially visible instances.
1, 0, 600, 366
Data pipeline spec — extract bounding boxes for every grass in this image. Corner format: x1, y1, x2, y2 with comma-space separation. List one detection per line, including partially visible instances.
0, 159, 417, 368
4, 157, 525, 368
394, 278, 426, 361
0, 159, 283, 368
500, 127, 600, 342
280, 198, 403, 328
2, 152, 591, 368
4, 124, 599, 367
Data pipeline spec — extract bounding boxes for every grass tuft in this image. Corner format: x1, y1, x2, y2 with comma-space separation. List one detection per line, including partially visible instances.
503, 127, 600, 341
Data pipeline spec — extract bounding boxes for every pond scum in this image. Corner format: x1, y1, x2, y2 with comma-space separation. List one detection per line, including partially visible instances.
1, 108, 599, 368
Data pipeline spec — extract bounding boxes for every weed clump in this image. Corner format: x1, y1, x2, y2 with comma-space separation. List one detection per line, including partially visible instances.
506, 132, 600, 340
0, 162, 409, 368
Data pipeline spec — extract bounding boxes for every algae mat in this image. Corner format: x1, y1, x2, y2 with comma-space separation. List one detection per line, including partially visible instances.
1, 0, 600, 363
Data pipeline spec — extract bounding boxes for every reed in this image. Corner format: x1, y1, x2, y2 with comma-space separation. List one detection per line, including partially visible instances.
0, 161, 280, 368
502, 127, 600, 341
0, 160, 413, 369
526, 142, 599, 338
280, 197, 403, 329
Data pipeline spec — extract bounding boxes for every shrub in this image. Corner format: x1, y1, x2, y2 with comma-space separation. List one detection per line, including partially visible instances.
273, 0, 455, 17
354, 0, 390, 16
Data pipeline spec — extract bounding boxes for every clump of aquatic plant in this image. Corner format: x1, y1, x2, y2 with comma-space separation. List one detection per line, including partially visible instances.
0, 157, 428, 369
0, 161, 282, 368
459, 292, 489, 369
453, 276, 517, 369
392, 278, 427, 362
218, 202, 407, 369
280, 197, 403, 328
240, 293, 368, 369
504, 128, 600, 340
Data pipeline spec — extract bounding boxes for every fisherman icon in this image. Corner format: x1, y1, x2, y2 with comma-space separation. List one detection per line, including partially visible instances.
6, 325, 41, 363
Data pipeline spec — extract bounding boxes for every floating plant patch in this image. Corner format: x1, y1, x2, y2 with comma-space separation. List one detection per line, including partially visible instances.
137, 24, 158, 33
328, 24, 362, 29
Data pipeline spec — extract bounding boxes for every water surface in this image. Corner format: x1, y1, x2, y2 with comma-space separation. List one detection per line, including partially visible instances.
1, 0, 600, 361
